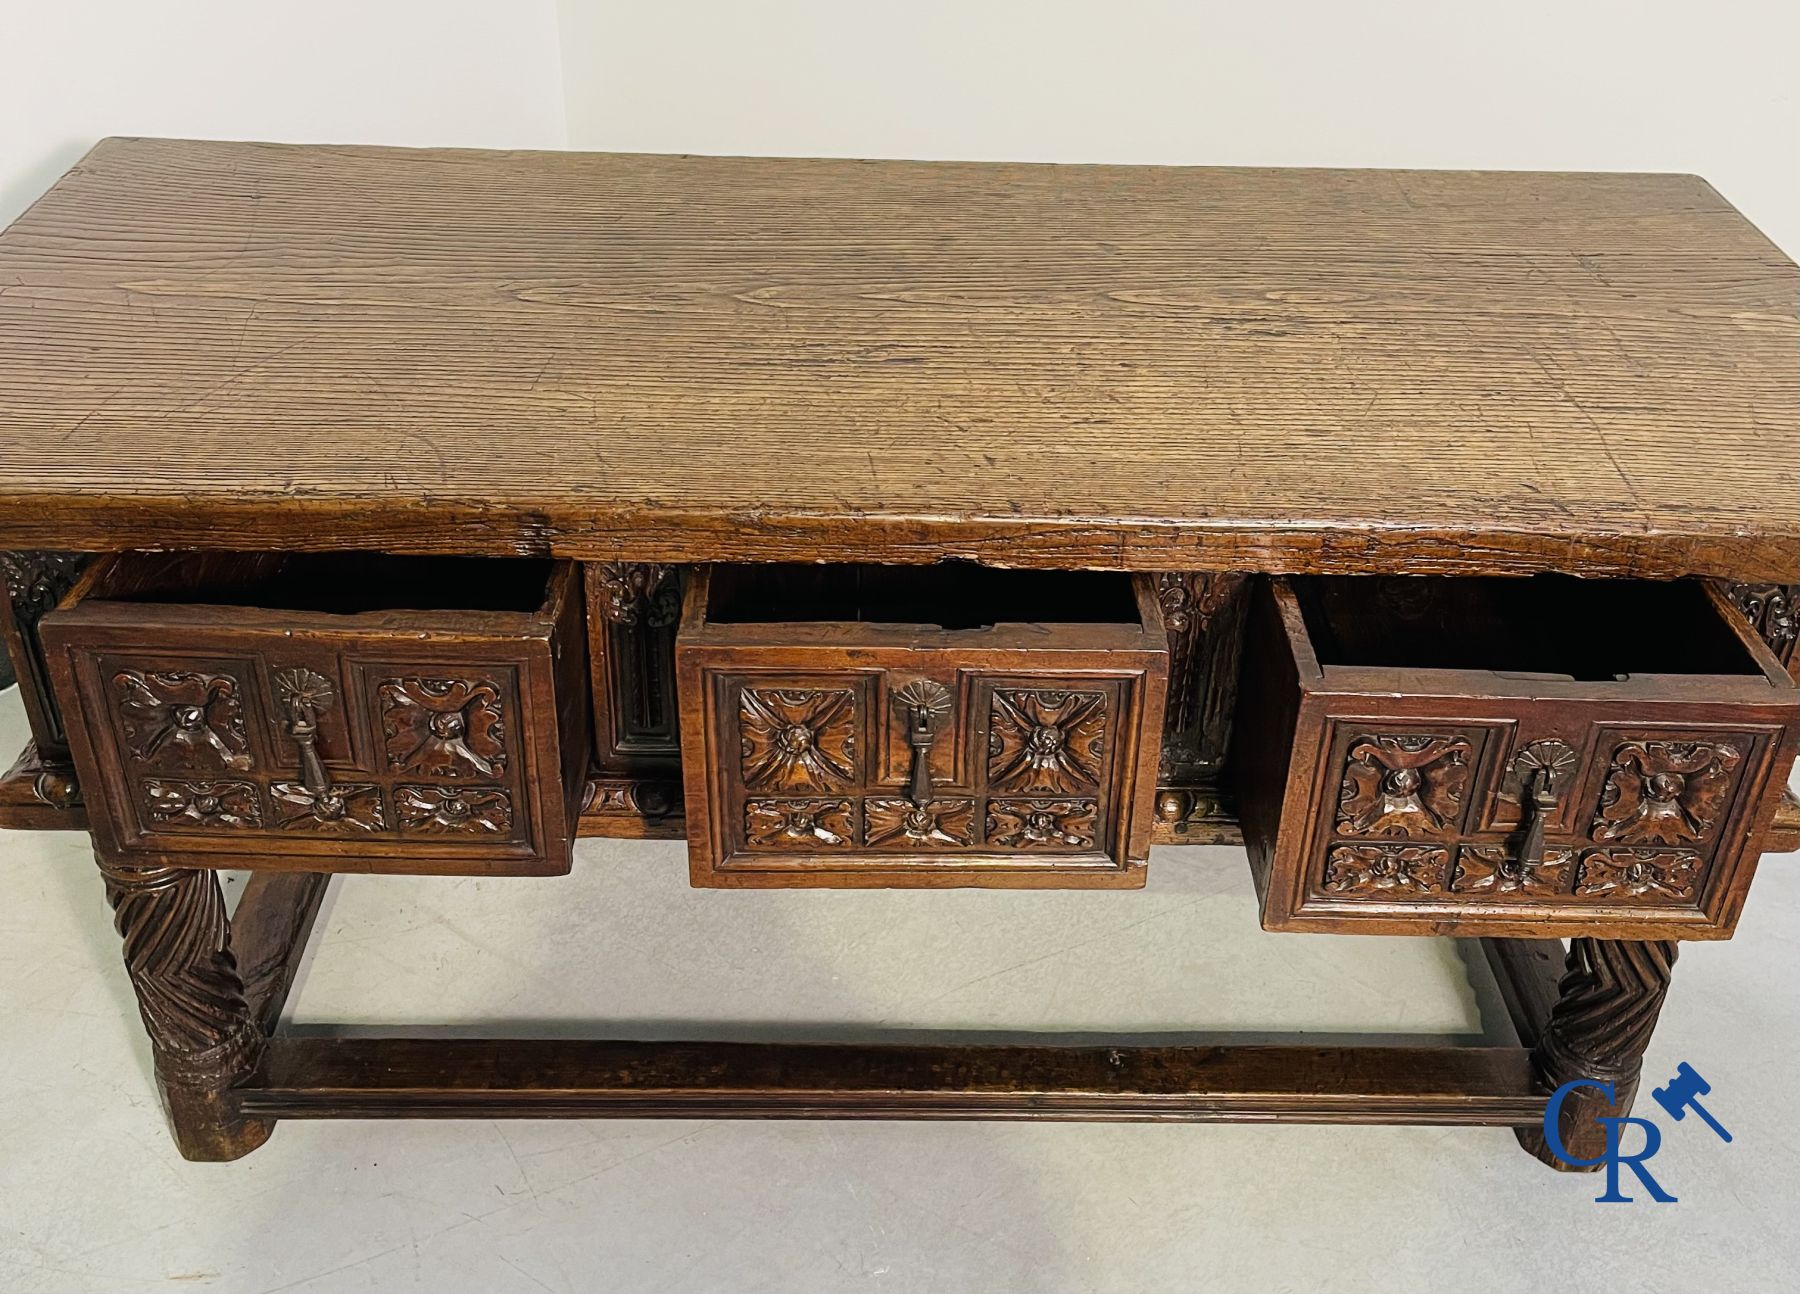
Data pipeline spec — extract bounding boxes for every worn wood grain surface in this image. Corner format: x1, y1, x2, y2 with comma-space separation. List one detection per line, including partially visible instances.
0, 138, 1794, 578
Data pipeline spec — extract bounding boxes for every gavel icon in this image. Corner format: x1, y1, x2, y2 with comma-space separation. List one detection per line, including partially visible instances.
1650, 1061, 1732, 1143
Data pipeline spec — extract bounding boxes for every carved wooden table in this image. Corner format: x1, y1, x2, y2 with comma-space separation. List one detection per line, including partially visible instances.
1, 139, 1796, 1166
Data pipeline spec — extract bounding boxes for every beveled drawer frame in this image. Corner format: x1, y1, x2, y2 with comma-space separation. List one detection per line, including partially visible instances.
675, 566, 1169, 888
38, 556, 590, 876
1237, 578, 1800, 940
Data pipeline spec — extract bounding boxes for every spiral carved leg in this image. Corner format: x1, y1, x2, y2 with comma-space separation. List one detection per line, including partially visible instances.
1516, 938, 1677, 1171
100, 858, 271, 1160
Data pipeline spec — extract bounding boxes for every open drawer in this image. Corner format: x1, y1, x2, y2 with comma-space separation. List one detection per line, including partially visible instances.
677, 564, 1168, 888
1234, 575, 1800, 939
40, 553, 589, 875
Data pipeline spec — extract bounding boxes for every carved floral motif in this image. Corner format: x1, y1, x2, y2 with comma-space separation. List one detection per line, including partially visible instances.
1335, 733, 1470, 838
987, 690, 1107, 794
865, 798, 975, 848
114, 670, 253, 771
1576, 849, 1703, 902
1451, 844, 1573, 897
1322, 843, 1449, 896
379, 677, 508, 779
593, 562, 673, 625
739, 688, 857, 792
1591, 740, 1740, 846
143, 779, 263, 830
1723, 582, 1798, 663
394, 785, 513, 835
745, 798, 855, 848
985, 798, 1098, 850
271, 782, 387, 834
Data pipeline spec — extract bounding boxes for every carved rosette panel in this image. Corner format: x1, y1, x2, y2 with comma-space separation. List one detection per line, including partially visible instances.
866, 798, 975, 849
114, 670, 253, 772
739, 688, 858, 792
1335, 734, 1471, 838
1591, 740, 1741, 846
985, 798, 1098, 850
1576, 849, 1703, 903
1323, 844, 1449, 896
98, 857, 262, 1085
1156, 571, 1249, 783
271, 782, 387, 834
143, 779, 263, 831
1451, 845, 1573, 898
987, 690, 1107, 794
593, 562, 672, 626
1722, 581, 1798, 670
395, 785, 513, 835
379, 677, 509, 779
745, 798, 855, 848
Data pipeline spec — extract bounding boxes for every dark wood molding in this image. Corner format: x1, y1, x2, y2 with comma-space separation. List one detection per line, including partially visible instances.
241, 1037, 1546, 1125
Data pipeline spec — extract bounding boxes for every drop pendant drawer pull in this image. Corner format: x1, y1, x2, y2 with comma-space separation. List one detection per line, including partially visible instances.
894, 680, 953, 804
274, 668, 337, 797
1510, 739, 1577, 869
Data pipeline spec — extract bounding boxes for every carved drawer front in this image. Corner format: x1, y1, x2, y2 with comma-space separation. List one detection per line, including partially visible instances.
676, 565, 1168, 888
1234, 576, 1800, 939
40, 553, 589, 875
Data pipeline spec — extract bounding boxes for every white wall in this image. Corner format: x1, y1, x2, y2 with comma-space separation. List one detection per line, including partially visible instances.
557, 0, 1800, 256
0, 0, 568, 226
1, 3, 1794, 250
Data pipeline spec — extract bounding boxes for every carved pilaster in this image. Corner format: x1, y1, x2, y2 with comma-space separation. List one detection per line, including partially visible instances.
0, 551, 88, 764
586, 564, 683, 777
98, 856, 271, 1160
1157, 572, 1249, 783
1517, 938, 1677, 1171
1721, 581, 1799, 678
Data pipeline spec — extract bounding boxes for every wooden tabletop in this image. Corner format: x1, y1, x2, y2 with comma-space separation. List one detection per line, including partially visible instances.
0, 138, 1793, 579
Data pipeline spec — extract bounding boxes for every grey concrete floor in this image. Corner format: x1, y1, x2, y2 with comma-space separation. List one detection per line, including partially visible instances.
2, 683, 1797, 1293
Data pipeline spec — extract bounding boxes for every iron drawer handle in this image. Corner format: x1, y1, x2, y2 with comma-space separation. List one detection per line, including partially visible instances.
274, 668, 337, 796
893, 680, 953, 804
1508, 739, 1578, 869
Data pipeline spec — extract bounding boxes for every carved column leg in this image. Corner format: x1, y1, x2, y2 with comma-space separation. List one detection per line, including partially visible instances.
98, 856, 272, 1160
1516, 938, 1677, 1171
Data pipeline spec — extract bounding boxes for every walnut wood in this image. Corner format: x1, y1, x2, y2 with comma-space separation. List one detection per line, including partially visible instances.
0, 140, 1793, 581
1517, 938, 1677, 1171
1480, 938, 1566, 1050
1720, 581, 1800, 680
0, 551, 88, 760
96, 852, 270, 1160
1770, 788, 1800, 854
233, 871, 331, 1034
240, 1037, 1547, 1126
0, 740, 88, 831
38, 553, 590, 876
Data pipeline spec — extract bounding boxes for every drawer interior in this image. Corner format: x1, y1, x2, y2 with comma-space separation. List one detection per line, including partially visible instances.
1292, 575, 1762, 680
703, 563, 1144, 630
82, 552, 556, 616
